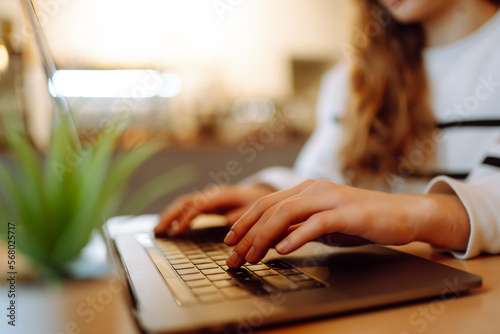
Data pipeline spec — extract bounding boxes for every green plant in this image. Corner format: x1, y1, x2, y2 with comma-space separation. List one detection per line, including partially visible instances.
0, 111, 196, 278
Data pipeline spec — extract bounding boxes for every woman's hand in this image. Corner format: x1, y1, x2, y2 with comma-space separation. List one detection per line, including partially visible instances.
155, 183, 275, 236
224, 179, 471, 268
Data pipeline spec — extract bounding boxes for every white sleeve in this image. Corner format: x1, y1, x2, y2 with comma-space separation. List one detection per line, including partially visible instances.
425, 134, 500, 259
240, 64, 350, 190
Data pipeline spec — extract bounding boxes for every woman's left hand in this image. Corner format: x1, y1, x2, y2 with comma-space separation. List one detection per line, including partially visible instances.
224, 179, 470, 268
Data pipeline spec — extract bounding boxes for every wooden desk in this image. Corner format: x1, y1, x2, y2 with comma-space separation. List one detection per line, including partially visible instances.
260, 242, 500, 334
1, 242, 498, 334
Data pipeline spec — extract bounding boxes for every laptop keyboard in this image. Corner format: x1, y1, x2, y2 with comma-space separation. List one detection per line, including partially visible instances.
146, 237, 325, 306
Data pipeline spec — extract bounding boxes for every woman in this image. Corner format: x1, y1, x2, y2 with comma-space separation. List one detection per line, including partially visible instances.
156, 0, 500, 268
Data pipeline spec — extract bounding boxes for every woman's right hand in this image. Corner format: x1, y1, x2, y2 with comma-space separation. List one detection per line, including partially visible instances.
154, 183, 275, 236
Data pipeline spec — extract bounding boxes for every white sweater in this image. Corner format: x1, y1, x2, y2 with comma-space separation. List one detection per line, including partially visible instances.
244, 9, 500, 259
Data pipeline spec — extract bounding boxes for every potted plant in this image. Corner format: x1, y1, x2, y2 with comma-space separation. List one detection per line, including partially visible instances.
0, 110, 195, 279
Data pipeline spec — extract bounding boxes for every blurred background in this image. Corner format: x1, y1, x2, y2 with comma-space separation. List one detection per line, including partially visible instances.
0, 0, 354, 212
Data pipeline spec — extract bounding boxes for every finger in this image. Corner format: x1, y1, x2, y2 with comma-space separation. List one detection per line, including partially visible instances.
157, 187, 246, 236
244, 196, 334, 264
225, 179, 315, 246
228, 192, 332, 268
225, 205, 252, 226
173, 188, 242, 235
155, 195, 194, 235
226, 209, 304, 268
275, 210, 352, 254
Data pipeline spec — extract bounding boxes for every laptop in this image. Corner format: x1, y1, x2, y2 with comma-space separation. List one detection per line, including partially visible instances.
105, 214, 481, 333
22, 0, 482, 333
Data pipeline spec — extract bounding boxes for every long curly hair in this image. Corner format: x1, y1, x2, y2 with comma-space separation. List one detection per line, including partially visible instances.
340, 0, 500, 188
340, 0, 436, 188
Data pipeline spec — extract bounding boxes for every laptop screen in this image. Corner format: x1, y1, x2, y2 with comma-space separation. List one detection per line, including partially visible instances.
20, 0, 79, 140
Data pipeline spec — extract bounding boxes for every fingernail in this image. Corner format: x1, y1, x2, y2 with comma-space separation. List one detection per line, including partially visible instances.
224, 230, 235, 245
226, 251, 238, 267
276, 239, 289, 254
168, 220, 180, 236
246, 246, 256, 262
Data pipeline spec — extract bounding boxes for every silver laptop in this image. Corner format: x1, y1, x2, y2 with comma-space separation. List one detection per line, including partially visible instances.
22, 1, 482, 333
106, 214, 481, 333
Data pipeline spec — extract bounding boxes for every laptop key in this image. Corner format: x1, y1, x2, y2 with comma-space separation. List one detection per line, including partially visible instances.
235, 275, 260, 283
227, 268, 252, 278
196, 262, 218, 270
266, 260, 292, 270
184, 249, 202, 255
205, 251, 226, 257
201, 268, 225, 275
181, 273, 206, 281
172, 263, 195, 270
262, 276, 299, 292
207, 273, 232, 281
192, 258, 212, 265
169, 258, 190, 265
177, 268, 200, 275
187, 253, 207, 259
191, 257, 212, 265
253, 269, 279, 277
161, 250, 182, 257
155, 239, 175, 246
245, 264, 270, 271
277, 268, 301, 276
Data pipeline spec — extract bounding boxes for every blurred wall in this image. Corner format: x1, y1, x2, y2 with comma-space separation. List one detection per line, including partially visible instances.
42, 0, 354, 99
1, 0, 355, 149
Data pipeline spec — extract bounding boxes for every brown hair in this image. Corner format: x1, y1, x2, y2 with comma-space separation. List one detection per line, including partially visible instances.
341, 0, 500, 187
340, 0, 435, 187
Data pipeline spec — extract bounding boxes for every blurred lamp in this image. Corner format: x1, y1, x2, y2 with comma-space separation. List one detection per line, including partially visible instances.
50, 69, 181, 98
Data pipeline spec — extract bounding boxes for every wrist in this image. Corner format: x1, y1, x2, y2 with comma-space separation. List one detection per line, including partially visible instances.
412, 194, 470, 251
